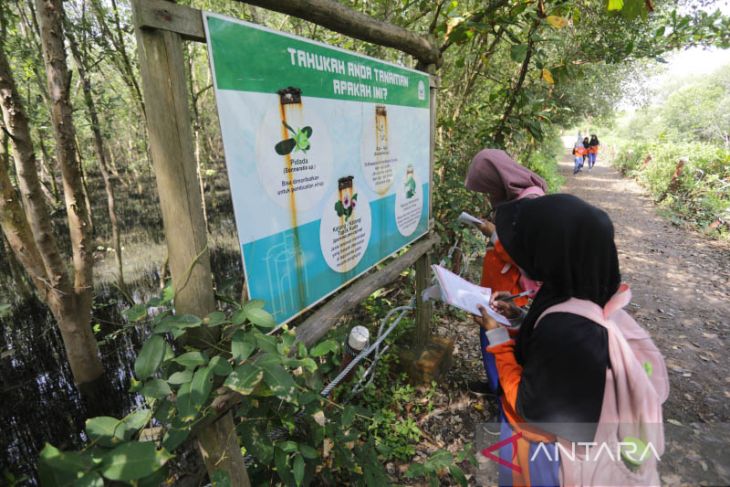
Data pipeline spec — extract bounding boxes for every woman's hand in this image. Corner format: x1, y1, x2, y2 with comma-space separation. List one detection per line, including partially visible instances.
478, 219, 495, 238
473, 305, 499, 331
490, 291, 523, 319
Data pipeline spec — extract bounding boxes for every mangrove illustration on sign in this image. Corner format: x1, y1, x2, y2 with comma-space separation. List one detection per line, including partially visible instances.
205, 13, 430, 324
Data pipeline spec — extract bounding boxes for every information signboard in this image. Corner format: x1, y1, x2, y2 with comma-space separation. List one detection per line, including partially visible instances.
204, 13, 431, 324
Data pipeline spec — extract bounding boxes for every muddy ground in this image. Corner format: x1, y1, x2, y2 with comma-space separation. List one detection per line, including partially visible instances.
408, 156, 730, 486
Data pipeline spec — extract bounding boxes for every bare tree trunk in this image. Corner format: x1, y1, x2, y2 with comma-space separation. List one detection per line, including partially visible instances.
74, 135, 95, 236
67, 23, 127, 294
37, 131, 60, 202
34, 0, 104, 388
186, 45, 209, 233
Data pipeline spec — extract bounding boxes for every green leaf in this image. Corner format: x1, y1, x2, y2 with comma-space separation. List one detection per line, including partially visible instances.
154, 314, 202, 334
124, 304, 147, 322
122, 409, 152, 437
510, 44, 528, 63
254, 333, 278, 353
134, 335, 166, 379
231, 308, 247, 325
162, 420, 190, 451
176, 381, 196, 422
299, 444, 319, 459
244, 306, 276, 328
204, 311, 228, 327
607, 0, 624, 10
209, 355, 233, 376
38, 444, 93, 486
137, 467, 168, 487
161, 282, 175, 304
210, 469, 232, 487
341, 406, 356, 428
293, 454, 305, 486
167, 370, 193, 385
224, 364, 264, 395
450, 465, 468, 486
75, 471, 104, 487
309, 339, 338, 357
189, 365, 215, 414
297, 357, 318, 373
274, 448, 294, 486
173, 351, 208, 369
231, 330, 256, 361
277, 440, 298, 453
0, 303, 11, 318
86, 417, 127, 447
243, 299, 265, 309
261, 363, 297, 401
100, 442, 172, 481
141, 379, 173, 399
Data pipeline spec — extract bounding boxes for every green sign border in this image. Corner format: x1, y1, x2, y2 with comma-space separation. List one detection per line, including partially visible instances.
204, 13, 430, 109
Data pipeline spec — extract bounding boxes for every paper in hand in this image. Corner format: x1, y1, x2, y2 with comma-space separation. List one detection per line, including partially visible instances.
430, 265, 511, 326
457, 211, 483, 227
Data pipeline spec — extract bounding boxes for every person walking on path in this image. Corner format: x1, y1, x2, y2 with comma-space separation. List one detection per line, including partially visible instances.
572, 140, 586, 175
588, 134, 600, 169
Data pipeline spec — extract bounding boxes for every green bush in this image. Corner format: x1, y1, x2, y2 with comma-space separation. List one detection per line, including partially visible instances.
613, 141, 730, 233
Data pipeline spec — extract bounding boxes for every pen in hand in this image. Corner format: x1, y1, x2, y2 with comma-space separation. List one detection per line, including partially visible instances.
494, 289, 533, 302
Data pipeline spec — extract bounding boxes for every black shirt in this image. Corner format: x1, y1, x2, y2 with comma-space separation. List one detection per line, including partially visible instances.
515, 312, 609, 442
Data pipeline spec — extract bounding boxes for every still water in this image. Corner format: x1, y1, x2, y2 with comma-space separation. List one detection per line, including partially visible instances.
0, 246, 244, 484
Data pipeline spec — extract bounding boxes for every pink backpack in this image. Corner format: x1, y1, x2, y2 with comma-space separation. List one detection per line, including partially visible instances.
536, 284, 669, 486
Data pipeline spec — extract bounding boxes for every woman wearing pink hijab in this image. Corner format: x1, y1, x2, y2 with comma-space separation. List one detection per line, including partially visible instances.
463, 149, 547, 395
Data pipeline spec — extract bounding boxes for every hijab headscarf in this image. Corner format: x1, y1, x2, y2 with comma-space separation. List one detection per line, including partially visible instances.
495, 193, 621, 363
464, 149, 547, 205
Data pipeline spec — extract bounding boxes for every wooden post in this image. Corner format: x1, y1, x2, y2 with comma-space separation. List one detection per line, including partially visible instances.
413, 72, 438, 347
131, 1, 250, 485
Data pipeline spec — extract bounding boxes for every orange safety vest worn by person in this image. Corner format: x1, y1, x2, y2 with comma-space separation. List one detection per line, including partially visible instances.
463, 149, 546, 395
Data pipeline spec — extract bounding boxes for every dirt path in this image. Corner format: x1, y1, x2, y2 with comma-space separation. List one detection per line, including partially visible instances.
415, 153, 730, 486
559, 155, 730, 424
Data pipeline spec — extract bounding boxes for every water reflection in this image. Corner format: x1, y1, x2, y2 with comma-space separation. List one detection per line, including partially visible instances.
0, 247, 244, 484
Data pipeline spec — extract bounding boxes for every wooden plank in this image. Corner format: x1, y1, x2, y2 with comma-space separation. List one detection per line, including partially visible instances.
413, 253, 432, 347
236, 0, 441, 66
133, 0, 443, 68
135, 0, 205, 42
131, 1, 250, 485
295, 232, 440, 347
410, 72, 438, 346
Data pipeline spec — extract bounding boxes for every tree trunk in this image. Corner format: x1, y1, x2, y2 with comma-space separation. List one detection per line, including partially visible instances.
37, 131, 60, 202
34, 0, 104, 386
187, 44, 209, 233
67, 23, 127, 294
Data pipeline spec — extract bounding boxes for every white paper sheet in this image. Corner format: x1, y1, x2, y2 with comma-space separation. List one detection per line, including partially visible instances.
457, 211, 483, 227
431, 265, 511, 326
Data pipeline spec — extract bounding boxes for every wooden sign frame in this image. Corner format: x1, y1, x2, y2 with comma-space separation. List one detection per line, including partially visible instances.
131, 1, 439, 483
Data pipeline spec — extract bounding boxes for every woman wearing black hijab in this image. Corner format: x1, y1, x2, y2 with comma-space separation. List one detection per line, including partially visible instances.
474, 194, 618, 486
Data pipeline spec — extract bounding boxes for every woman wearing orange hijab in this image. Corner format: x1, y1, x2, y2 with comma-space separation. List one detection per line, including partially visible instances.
463, 149, 546, 394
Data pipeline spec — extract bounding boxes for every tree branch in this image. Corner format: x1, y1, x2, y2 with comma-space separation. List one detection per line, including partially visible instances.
233, 0, 441, 66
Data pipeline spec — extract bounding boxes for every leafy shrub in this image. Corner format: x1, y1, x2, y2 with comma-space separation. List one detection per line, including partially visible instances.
38, 284, 473, 486
613, 141, 730, 233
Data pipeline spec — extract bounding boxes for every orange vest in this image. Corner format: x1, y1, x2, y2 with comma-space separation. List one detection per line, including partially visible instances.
480, 240, 530, 308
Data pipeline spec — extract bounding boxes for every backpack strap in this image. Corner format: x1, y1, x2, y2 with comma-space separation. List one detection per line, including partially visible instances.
535, 283, 632, 328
